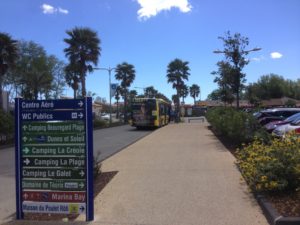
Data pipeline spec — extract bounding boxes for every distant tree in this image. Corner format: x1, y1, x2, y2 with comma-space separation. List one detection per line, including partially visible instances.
166, 58, 190, 122
244, 74, 300, 103
156, 92, 171, 103
64, 27, 101, 97
211, 61, 235, 105
207, 89, 222, 101
245, 83, 261, 106
114, 86, 122, 118
0, 33, 18, 108
12, 41, 53, 100
189, 84, 200, 105
285, 99, 296, 107
144, 86, 158, 98
172, 94, 179, 106
206, 88, 234, 105
179, 84, 189, 104
215, 31, 260, 108
115, 62, 136, 122
129, 89, 137, 100
47, 55, 66, 99
65, 64, 80, 99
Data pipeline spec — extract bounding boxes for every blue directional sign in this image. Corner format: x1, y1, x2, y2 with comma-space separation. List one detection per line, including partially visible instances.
20, 110, 85, 121
15, 98, 94, 221
20, 99, 85, 110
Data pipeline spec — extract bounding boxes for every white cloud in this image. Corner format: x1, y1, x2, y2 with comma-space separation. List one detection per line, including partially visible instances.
42, 4, 56, 14
41, 4, 69, 15
270, 52, 283, 59
136, 0, 192, 20
251, 56, 265, 62
58, 7, 69, 14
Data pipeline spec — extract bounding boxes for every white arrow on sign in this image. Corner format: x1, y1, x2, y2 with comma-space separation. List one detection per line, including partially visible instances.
79, 170, 85, 177
78, 112, 84, 119
23, 158, 30, 165
22, 136, 28, 142
78, 101, 84, 107
23, 148, 30, 154
79, 182, 85, 188
22, 125, 28, 131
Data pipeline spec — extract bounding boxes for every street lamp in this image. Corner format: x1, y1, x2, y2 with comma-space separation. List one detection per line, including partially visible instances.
94, 67, 116, 125
213, 47, 262, 54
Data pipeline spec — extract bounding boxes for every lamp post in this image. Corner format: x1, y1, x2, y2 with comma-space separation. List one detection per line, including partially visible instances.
213, 47, 261, 54
213, 47, 261, 108
94, 67, 116, 125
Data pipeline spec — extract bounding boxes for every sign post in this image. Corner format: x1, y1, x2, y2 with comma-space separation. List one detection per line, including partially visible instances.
15, 98, 93, 221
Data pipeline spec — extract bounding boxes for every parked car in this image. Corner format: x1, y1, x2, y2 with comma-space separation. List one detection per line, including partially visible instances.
101, 113, 110, 121
272, 117, 300, 137
255, 108, 300, 125
264, 112, 300, 133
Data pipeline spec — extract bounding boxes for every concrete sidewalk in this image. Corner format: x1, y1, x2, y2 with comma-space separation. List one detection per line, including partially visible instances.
89, 122, 268, 225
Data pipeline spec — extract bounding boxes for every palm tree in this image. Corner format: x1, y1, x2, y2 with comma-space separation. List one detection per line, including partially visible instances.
65, 64, 80, 98
166, 58, 190, 122
179, 84, 189, 104
129, 89, 137, 100
0, 33, 18, 109
144, 86, 158, 98
115, 62, 136, 123
114, 86, 122, 118
64, 27, 101, 97
189, 84, 200, 105
172, 94, 178, 105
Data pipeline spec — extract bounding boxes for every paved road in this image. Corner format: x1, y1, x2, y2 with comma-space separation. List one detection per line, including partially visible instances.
0, 125, 152, 223
94, 125, 153, 162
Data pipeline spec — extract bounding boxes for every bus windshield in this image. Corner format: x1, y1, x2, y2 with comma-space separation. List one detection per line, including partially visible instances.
132, 99, 156, 116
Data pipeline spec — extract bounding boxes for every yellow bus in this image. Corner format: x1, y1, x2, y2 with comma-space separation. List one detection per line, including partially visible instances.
130, 98, 171, 128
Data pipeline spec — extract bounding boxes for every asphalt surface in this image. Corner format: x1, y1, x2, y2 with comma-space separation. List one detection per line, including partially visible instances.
93, 125, 153, 162
0, 124, 152, 224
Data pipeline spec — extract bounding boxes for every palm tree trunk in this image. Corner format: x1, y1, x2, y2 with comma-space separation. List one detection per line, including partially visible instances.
124, 91, 127, 123
0, 80, 3, 110
34, 87, 38, 100
81, 75, 86, 97
116, 100, 119, 119
80, 65, 86, 97
176, 88, 180, 123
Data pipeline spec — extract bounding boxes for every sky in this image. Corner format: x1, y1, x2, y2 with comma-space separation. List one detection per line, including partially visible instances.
1, 0, 300, 104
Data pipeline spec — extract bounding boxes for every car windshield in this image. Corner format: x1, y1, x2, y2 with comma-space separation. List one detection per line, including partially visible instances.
291, 118, 300, 126
284, 112, 300, 122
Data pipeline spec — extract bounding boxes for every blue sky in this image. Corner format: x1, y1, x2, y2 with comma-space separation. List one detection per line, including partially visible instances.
1, 0, 300, 103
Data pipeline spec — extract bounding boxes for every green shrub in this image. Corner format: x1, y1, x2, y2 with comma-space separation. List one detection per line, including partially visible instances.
206, 107, 266, 145
93, 119, 107, 129
237, 133, 300, 192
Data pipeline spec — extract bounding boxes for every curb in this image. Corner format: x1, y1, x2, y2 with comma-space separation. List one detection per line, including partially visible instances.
255, 194, 300, 225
